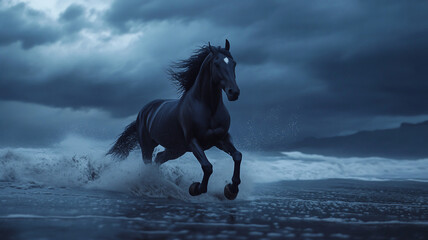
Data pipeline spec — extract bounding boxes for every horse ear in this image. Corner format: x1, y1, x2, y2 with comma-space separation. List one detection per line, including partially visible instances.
208, 42, 214, 53
225, 39, 230, 51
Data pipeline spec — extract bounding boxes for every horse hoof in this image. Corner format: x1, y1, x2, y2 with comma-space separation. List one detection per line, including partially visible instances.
189, 182, 201, 196
224, 183, 239, 200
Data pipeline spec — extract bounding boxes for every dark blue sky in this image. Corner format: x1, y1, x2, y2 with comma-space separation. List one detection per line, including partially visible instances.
1, 0, 427, 149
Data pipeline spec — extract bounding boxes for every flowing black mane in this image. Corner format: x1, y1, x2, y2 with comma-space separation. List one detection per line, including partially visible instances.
168, 45, 232, 94
168, 46, 210, 94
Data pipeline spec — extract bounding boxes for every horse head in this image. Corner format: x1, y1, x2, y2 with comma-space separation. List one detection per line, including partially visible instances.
208, 39, 240, 101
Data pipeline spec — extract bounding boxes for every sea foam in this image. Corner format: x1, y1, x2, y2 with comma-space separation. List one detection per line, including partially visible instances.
1, 135, 428, 200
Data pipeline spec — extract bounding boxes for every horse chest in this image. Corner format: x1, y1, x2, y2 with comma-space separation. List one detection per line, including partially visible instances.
198, 112, 229, 140
185, 98, 230, 141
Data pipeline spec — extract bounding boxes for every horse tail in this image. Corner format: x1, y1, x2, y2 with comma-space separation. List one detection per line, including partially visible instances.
106, 120, 138, 159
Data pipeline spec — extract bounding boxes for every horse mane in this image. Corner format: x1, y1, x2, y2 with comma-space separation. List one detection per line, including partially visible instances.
168, 44, 232, 94
168, 45, 210, 94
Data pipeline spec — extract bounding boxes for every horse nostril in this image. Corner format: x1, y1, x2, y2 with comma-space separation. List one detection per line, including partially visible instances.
227, 89, 233, 95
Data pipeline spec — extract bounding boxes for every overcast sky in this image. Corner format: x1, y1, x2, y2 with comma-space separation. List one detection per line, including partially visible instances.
1, 0, 428, 149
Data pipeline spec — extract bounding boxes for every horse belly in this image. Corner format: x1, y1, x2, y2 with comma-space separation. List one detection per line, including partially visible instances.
153, 125, 185, 149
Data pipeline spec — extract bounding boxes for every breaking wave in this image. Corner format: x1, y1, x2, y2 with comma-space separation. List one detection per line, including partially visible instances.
1, 136, 428, 200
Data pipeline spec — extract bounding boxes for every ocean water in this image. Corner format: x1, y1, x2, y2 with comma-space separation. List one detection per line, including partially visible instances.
1, 136, 428, 239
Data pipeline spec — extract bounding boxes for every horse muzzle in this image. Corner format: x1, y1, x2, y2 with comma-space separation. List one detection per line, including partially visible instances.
226, 88, 240, 101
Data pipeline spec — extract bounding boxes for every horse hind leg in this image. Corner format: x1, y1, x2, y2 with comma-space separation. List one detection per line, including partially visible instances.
137, 120, 157, 164
141, 145, 155, 164
139, 134, 157, 164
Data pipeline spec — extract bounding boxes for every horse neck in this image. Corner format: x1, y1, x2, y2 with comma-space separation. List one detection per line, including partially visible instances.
189, 58, 223, 112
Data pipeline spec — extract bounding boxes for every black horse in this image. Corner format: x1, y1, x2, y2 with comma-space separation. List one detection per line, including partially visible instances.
107, 40, 242, 200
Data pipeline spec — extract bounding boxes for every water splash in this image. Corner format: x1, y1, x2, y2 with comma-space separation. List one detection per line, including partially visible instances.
1, 136, 428, 201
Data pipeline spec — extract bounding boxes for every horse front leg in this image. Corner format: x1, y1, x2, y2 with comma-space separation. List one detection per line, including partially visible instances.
188, 139, 213, 196
216, 134, 242, 200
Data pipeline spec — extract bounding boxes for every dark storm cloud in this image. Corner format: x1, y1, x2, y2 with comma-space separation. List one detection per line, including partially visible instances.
0, 69, 167, 118
105, 0, 278, 31
0, 2, 93, 49
60, 4, 85, 22
1, 0, 428, 148
0, 3, 61, 49
59, 4, 89, 33
306, 35, 428, 116
288, 1, 428, 118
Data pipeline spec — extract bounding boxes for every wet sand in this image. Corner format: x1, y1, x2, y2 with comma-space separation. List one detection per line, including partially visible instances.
1, 179, 428, 240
